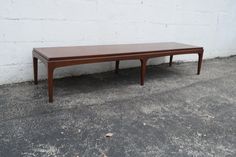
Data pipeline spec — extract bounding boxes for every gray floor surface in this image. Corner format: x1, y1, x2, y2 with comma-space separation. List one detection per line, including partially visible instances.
0, 56, 236, 157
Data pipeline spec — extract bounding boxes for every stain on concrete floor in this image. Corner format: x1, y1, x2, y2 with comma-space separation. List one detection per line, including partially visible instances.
0, 56, 236, 157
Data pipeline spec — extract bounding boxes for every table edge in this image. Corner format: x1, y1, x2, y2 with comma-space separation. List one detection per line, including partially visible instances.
33, 47, 203, 61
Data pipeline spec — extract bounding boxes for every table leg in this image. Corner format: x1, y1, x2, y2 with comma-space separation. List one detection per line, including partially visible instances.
169, 55, 173, 67
33, 57, 38, 85
115, 60, 120, 74
47, 65, 54, 103
197, 52, 203, 75
140, 58, 148, 86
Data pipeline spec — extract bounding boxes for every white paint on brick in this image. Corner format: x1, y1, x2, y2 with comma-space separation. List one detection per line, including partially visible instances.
0, 0, 236, 85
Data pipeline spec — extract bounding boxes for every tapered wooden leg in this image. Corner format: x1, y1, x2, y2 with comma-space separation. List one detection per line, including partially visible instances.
115, 60, 120, 74
33, 57, 38, 85
169, 55, 173, 67
47, 65, 54, 103
140, 58, 148, 86
197, 52, 203, 75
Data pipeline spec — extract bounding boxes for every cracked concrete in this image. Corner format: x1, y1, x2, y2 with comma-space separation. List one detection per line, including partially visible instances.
0, 56, 236, 157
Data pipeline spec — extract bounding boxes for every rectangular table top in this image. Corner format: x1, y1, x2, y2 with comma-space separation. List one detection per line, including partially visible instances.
33, 42, 203, 61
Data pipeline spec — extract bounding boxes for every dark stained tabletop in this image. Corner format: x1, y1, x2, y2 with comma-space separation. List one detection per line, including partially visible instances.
33, 42, 203, 61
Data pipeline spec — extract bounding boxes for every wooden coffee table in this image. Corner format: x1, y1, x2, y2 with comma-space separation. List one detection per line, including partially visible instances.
33, 42, 204, 102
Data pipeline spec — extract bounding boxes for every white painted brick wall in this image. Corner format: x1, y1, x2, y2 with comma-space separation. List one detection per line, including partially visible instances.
0, 0, 236, 85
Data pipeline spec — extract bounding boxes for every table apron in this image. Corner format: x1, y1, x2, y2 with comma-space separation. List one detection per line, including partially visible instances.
47, 49, 203, 69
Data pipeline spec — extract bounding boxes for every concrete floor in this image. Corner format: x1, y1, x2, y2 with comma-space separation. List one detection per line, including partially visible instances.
0, 56, 236, 157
